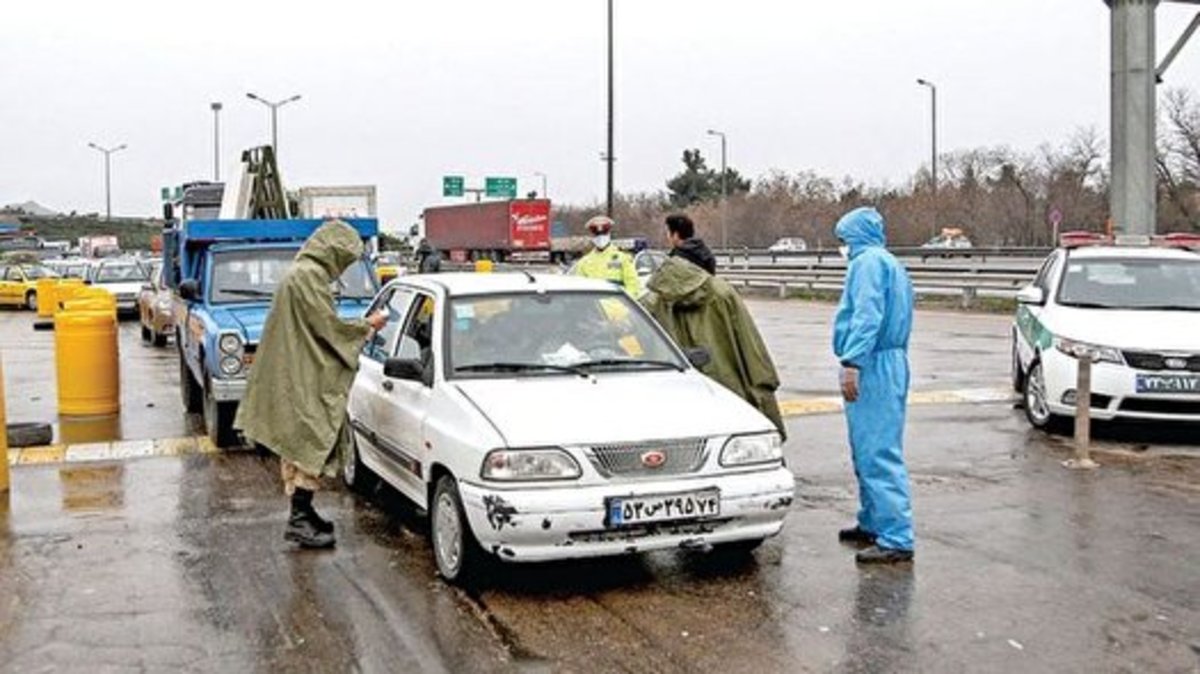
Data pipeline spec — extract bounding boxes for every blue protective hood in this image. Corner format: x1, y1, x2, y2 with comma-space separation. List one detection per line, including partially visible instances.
834, 207, 887, 258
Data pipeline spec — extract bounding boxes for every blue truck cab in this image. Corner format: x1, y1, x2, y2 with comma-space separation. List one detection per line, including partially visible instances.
163, 216, 379, 447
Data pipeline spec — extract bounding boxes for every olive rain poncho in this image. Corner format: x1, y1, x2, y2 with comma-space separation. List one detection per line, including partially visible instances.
234, 220, 372, 477
642, 256, 787, 439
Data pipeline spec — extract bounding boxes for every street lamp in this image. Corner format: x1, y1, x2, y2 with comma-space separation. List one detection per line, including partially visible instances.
86, 142, 127, 221
245, 92, 302, 160
706, 129, 728, 249
210, 102, 223, 181
605, 0, 615, 217
534, 172, 548, 199
916, 78, 938, 240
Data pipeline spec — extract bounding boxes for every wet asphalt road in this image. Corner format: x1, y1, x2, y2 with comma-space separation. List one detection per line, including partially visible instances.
2, 302, 1200, 673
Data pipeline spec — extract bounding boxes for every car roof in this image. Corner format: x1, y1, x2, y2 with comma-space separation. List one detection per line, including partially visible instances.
1063, 246, 1200, 261
392, 272, 621, 297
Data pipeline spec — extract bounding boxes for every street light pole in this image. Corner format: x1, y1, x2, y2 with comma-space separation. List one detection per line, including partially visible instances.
534, 172, 548, 199
210, 102, 223, 181
245, 92, 302, 161
917, 78, 938, 240
87, 142, 127, 221
707, 129, 728, 248
605, 0, 615, 217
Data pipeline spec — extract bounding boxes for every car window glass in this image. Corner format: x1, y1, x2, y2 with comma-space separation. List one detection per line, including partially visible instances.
1032, 253, 1057, 292
5, 267, 23, 282
395, 294, 436, 365
364, 288, 416, 362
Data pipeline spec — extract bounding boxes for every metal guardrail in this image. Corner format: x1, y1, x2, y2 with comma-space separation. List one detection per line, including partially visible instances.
714, 246, 1052, 265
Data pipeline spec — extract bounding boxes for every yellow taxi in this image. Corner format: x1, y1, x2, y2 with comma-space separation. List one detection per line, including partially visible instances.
0, 264, 58, 311
376, 252, 406, 284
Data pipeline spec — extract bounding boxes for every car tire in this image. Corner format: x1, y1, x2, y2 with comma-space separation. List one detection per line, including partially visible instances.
141, 325, 152, 343
24, 291, 37, 312
343, 431, 378, 494
1023, 359, 1068, 433
180, 348, 203, 414
203, 383, 239, 449
153, 332, 168, 348
431, 474, 486, 586
1011, 335, 1026, 393
713, 538, 764, 556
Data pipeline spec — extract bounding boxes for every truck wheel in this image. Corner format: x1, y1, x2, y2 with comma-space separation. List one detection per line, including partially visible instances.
180, 347, 203, 414
203, 383, 240, 449
431, 474, 486, 587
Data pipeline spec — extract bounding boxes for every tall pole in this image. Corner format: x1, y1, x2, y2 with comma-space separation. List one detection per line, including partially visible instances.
246, 92, 302, 162
1109, 0, 1157, 235
917, 79, 938, 240
605, 0, 615, 217
707, 129, 728, 248
211, 102, 223, 181
535, 171, 548, 198
87, 142, 127, 221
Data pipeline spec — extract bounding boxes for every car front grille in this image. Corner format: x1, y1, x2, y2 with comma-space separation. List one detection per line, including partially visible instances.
1122, 351, 1200, 372
586, 438, 709, 478
1119, 398, 1200, 415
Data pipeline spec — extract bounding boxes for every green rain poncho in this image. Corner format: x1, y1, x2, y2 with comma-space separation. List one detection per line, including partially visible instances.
234, 220, 372, 476
642, 257, 787, 439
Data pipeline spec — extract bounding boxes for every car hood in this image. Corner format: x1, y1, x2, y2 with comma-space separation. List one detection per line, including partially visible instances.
1049, 306, 1200, 351
453, 370, 774, 448
210, 300, 368, 344
94, 281, 143, 294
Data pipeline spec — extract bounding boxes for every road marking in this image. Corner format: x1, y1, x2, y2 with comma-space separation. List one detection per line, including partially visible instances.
5, 386, 1016, 467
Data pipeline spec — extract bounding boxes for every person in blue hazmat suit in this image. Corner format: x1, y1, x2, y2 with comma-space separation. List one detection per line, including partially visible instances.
832, 206, 915, 564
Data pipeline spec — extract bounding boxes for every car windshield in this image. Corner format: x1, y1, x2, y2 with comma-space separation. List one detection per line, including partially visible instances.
1058, 257, 1200, 310
209, 248, 376, 304
448, 291, 684, 377
94, 263, 148, 284
22, 266, 57, 280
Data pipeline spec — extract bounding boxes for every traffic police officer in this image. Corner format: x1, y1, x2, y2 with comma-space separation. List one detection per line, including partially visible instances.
573, 216, 640, 296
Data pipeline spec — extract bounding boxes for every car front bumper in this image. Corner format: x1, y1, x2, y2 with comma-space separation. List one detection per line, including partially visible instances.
209, 377, 247, 403
458, 467, 796, 562
1042, 349, 1200, 422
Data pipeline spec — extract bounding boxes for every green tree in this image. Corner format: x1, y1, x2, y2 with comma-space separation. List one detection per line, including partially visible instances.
666, 149, 750, 207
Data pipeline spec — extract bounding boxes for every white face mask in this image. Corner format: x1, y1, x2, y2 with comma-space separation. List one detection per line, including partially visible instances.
593, 234, 611, 249
838, 245, 850, 260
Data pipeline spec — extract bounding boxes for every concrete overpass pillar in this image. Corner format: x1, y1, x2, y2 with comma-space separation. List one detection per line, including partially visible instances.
1109, 0, 1158, 235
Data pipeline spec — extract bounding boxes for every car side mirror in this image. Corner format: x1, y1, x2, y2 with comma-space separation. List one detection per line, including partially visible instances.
384, 357, 432, 387
178, 279, 200, 301
1015, 285, 1045, 306
684, 347, 712, 369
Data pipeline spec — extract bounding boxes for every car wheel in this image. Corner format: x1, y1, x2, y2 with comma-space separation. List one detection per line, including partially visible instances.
153, 332, 169, 348
141, 325, 152, 343
24, 291, 37, 312
431, 474, 485, 586
1011, 336, 1026, 393
343, 431, 378, 494
203, 383, 239, 449
180, 348, 203, 414
1023, 360, 1067, 432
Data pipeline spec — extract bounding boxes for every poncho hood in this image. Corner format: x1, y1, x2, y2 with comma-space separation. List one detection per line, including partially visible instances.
647, 256, 712, 307
300, 220, 364, 280
834, 207, 887, 259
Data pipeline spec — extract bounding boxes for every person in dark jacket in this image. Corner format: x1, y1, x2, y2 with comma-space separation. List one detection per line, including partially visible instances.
664, 214, 717, 275
415, 239, 442, 274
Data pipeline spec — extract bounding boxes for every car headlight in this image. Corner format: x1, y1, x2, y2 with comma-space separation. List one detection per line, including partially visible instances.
1055, 337, 1123, 365
218, 333, 242, 355
481, 448, 582, 481
720, 432, 783, 467
219, 355, 243, 376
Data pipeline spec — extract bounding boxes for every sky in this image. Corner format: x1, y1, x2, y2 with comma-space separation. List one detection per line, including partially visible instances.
3, 0, 1200, 231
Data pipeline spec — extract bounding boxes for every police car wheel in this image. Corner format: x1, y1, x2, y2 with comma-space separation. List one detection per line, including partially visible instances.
1011, 336, 1026, 393
1023, 360, 1066, 433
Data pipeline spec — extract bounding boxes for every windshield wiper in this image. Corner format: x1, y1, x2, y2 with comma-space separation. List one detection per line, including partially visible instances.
1123, 304, 1200, 312
221, 288, 274, 298
576, 358, 685, 372
454, 362, 589, 377
1060, 301, 1119, 309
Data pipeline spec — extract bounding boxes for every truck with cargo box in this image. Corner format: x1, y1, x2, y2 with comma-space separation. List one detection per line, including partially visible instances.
422, 199, 550, 262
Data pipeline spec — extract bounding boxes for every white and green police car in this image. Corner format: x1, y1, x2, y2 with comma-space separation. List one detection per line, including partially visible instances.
1012, 233, 1200, 430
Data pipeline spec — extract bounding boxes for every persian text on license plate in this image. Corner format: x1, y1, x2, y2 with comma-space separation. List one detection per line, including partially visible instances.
1136, 374, 1200, 394
606, 489, 720, 528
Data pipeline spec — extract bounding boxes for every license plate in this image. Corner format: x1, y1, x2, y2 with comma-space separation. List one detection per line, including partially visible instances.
1136, 374, 1200, 394
606, 489, 720, 528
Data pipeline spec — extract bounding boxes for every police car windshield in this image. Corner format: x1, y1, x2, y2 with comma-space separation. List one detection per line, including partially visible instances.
209, 248, 375, 304
1058, 258, 1200, 310
448, 291, 684, 377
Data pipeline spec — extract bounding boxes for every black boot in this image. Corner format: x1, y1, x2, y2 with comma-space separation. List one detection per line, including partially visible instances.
285, 489, 336, 548
838, 525, 877, 547
855, 545, 914, 565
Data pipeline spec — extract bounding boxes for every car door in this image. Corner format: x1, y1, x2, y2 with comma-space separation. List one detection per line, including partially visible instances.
1016, 251, 1063, 368
371, 292, 438, 504
1, 266, 22, 305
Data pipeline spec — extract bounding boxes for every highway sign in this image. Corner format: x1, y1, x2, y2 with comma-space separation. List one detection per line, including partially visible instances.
485, 177, 517, 199
443, 176, 465, 197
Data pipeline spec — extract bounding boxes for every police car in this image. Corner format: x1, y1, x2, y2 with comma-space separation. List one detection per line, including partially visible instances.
1012, 232, 1200, 430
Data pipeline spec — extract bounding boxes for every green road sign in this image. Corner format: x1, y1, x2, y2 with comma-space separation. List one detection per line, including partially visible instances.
443, 176, 465, 197
485, 177, 517, 198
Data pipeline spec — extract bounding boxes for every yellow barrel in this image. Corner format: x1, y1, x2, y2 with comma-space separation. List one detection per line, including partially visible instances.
36, 278, 59, 318
474, 259, 494, 273
55, 308, 120, 417
64, 288, 117, 317
55, 279, 85, 313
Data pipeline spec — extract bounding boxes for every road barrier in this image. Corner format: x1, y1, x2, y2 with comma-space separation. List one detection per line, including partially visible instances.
36, 278, 58, 318
1, 357, 9, 495
55, 290, 119, 417
54, 279, 85, 312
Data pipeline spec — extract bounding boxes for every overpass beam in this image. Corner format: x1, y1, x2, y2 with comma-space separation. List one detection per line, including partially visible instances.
1109, 0, 1158, 235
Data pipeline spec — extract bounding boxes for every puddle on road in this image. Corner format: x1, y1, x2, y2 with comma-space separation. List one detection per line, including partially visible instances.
58, 415, 123, 444
59, 464, 125, 512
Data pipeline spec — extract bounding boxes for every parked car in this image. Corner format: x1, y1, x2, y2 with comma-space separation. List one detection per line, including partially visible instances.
922, 228, 973, 251
375, 252, 406, 284
634, 249, 667, 293
44, 258, 91, 280
137, 260, 173, 347
1013, 232, 1200, 430
767, 237, 808, 253
87, 258, 149, 316
345, 272, 795, 584
0, 264, 58, 311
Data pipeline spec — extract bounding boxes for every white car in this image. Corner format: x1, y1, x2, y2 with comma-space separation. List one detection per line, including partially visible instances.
346, 273, 795, 583
87, 259, 150, 315
1012, 235, 1200, 430
767, 237, 808, 253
